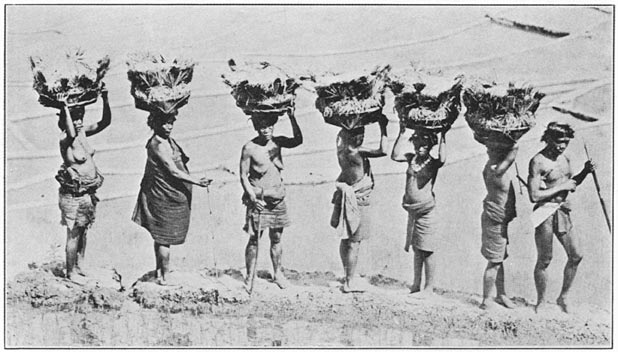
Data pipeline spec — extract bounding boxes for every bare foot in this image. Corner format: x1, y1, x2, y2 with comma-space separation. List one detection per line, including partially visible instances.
409, 285, 421, 294
557, 297, 570, 313
480, 300, 498, 311
74, 266, 89, 277
244, 277, 254, 294
535, 302, 548, 314
272, 276, 289, 289
66, 273, 87, 286
495, 294, 516, 309
411, 289, 436, 299
346, 277, 369, 293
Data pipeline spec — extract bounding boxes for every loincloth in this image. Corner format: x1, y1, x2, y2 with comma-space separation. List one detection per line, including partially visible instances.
403, 198, 437, 252
244, 198, 291, 234
330, 175, 374, 241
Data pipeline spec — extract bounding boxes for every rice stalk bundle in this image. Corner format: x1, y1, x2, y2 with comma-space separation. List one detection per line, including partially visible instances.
389, 68, 463, 132
313, 65, 390, 129
221, 60, 300, 116
463, 79, 545, 145
29, 48, 110, 108
126, 52, 196, 114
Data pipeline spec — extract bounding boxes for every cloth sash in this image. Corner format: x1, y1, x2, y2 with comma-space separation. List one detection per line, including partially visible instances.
330, 174, 374, 239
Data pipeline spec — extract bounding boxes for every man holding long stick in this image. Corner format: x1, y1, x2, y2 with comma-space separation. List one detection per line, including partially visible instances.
240, 107, 303, 292
527, 122, 596, 313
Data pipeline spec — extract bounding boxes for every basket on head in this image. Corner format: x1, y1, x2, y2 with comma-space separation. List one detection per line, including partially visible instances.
29, 49, 110, 109
222, 60, 299, 117
127, 52, 195, 115
313, 65, 390, 129
462, 79, 544, 146
388, 67, 463, 133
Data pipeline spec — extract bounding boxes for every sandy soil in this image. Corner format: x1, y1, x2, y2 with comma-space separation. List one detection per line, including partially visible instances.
5, 262, 610, 347
5, 5, 613, 348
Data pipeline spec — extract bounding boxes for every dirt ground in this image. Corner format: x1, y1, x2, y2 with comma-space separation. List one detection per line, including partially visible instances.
5, 262, 611, 347
5, 5, 613, 348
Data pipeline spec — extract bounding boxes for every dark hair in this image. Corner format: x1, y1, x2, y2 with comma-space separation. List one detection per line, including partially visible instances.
57, 106, 85, 131
541, 122, 574, 143
349, 127, 365, 136
147, 111, 177, 129
251, 113, 278, 129
411, 130, 438, 146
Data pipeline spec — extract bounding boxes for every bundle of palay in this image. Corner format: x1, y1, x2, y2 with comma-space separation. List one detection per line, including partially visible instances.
313, 65, 390, 130
389, 68, 463, 133
221, 60, 300, 116
30, 48, 110, 108
462, 79, 545, 146
126, 52, 196, 114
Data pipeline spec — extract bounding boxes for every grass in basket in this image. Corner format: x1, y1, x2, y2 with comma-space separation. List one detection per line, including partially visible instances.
463, 81, 545, 133
313, 65, 390, 116
30, 48, 110, 98
127, 52, 195, 103
389, 67, 463, 128
221, 60, 299, 110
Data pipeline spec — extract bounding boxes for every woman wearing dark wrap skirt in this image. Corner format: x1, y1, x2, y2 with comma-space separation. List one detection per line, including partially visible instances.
132, 111, 211, 285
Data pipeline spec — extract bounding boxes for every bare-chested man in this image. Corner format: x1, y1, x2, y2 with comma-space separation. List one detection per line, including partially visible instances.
240, 107, 302, 291
331, 115, 388, 293
527, 122, 595, 313
479, 140, 518, 310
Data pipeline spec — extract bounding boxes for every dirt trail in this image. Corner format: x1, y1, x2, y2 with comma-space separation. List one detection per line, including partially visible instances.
6, 263, 610, 347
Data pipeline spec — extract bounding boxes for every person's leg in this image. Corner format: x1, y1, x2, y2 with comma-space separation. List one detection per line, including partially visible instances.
422, 250, 436, 293
410, 248, 423, 293
495, 263, 515, 308
481, 261, 500, 309
155, 242, 171, 285
556, 229, 583, 313
269, 228, 287, 288
244, 233, 259, 287
75, 228, 88, 276
340, 239, 362, 292
65, 227, 81, 280
534, 221, 554, 312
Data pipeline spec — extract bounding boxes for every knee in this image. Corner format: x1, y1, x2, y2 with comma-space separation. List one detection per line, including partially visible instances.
569, 253, 583, 266
269, 230, 282, 244
536, 256, 552, 269
247, 237, 258, 247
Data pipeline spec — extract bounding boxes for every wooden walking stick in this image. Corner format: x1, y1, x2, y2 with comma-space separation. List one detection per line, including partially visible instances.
582, 141, 612, 233
205, 184, 218, 278
514, 162, 524, 195
248, 189, 263, 295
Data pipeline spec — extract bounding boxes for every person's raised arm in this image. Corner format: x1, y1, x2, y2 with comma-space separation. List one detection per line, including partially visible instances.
59, 95, 76, 142
153, 140, 211, 187
527, 156, 575, 203
277, 106, 303, 148
493, 144, 518, 176
86, 83, 111, 136
436, 130, 447, 167
360, 114, 389, 158
391, 121, 412, 162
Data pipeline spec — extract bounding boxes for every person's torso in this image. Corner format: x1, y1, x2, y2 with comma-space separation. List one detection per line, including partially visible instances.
59, 132, 97, 178
482, 162, 515, 208
143, 136, 191, 194
247, 140, 285, 197
336, 145, 370, 185
404, 157, 437, 204
539, 153, 572, 203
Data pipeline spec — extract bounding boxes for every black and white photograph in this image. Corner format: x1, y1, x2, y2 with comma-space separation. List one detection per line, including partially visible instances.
4, 3, 613, 347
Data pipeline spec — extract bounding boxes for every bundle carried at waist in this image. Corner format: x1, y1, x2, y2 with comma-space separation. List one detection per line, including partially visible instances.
126, 52, 195, 114
313, 65, 390, 130
222, 59, 300, 116
29, 48, 110, 108
389, 67, 463, 132
463, 78, 545, 146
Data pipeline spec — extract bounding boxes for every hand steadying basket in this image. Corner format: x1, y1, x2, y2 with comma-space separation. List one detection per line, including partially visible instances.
127, 52, 195, 114
30, 48, 110, 109
389, 68, 463, 133
313, 65, 390, 130
463, 79, 545, 147
222, 60, 300, 117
